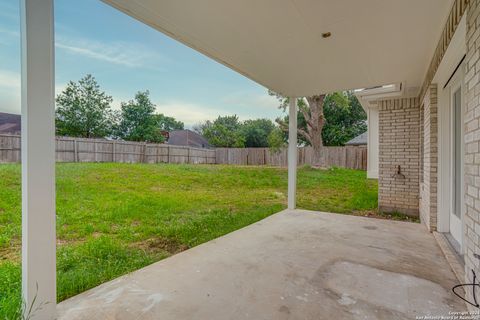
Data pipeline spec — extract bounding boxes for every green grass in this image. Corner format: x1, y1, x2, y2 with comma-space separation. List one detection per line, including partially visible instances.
0, 163, 378, 319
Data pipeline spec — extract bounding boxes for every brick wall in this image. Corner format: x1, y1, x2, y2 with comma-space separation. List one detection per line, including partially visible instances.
419, 85, 438, 231
464, 0, 480, 308
378, 98, 421, 216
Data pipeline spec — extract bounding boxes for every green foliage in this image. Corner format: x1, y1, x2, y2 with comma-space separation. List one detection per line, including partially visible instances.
273, 112, 309, 146
200, 115, 246, 147
241, 119, 275, 147
115, 91, 165, 143
267, 127, 286, 152
156, 114, 184, 131
57, 237, 157, 301
56, 75, 184, 142
270, 90, 367, 146
322, 92, 367, 146
0, 262, 21, 320
56, 75, 116, 138
197, 116, 277, 148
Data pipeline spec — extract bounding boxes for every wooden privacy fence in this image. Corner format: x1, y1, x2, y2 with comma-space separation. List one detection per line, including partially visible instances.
0, 134, 216, 165
0, 134, 367, 170
215, 146, 367, 170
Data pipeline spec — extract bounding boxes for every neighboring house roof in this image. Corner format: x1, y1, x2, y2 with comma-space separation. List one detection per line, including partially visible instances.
168, 130, 211, 149
0, 112, 21, 135
345, 132, 367, 146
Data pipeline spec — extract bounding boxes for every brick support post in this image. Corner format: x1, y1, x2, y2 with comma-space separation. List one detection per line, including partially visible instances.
378, 98, 421, 216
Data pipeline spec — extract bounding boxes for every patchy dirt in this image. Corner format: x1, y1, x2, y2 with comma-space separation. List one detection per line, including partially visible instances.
131, 220, 141, 227
92, 232, 103, 238
0, 240, 20, 263
131, 237, 189, 255
150, 186, 163, 192
57, 238, 85, 247
351, 210, 419, 223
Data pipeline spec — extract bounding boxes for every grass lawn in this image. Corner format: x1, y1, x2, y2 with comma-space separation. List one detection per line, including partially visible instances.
0, 163, 379, 319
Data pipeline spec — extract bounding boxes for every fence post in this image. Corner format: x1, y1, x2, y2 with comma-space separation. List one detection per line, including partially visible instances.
187, 147, 190, 164
74, 138, 78, 162
143, 142, 147, 163
94, 139, 98, 162
112, 141, 116, 163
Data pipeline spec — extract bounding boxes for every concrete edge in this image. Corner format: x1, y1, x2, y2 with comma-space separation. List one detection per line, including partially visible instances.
433, 231, 468, 310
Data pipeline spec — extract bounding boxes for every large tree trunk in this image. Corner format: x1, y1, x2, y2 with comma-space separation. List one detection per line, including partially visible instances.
304, 95, 325, 167
276, 94, 326, 167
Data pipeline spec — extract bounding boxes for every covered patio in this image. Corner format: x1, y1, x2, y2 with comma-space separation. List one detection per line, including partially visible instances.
19, 0, 473, 319
57, 210, 464, 319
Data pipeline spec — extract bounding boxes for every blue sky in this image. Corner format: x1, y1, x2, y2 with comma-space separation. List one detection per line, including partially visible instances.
0, 0, 282, 127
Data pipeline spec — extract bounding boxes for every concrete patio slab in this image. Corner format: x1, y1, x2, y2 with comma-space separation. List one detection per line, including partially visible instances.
57, 209, 467, 320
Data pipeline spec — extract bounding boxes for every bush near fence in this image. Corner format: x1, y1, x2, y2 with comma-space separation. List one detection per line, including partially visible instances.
0, 134, 367, 170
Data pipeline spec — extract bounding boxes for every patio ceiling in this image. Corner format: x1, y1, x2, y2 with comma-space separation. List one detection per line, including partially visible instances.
102, 0, 454, 97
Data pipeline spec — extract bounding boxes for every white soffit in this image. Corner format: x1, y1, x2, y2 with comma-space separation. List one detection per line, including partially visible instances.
103, 0, 454, 97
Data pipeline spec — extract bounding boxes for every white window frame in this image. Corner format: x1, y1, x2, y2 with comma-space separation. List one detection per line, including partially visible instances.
448, 68, 465, 253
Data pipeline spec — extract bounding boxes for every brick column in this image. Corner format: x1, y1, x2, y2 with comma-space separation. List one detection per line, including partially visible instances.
378, 98, 421, 216
420, 85, 438, 231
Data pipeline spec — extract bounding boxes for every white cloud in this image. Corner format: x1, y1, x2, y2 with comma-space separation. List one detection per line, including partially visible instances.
0, 27, 19, 38
0, 70, 20, 90
55, 36, 167, 70
154, 98, 281, 128
0, 70, 20, 113
0, 72, 73, 113
220, 92, 280, 111
155, 101, 228, 127
0, 27, 19, 46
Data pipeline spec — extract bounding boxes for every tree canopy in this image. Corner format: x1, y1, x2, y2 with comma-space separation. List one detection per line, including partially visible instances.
272, 91, 367, 147
55, 74, 116, 138
197, 115, 246, 148
55, 75, 184, 142
114, 91, 165, 143
156, 114, 184, 131
241, 119, 276, 148
195, 116, 277, 148
322, 91, 367, 146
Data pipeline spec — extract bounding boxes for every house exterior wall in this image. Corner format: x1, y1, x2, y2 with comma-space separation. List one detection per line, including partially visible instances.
419, 85, 438, 231
378, 98, 421, 216
464, 0, 480, 307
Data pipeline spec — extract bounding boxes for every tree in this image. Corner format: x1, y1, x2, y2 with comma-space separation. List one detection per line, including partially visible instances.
115, 91, 164, 143
271, 91, 367, 166
55, 74, 115, 138
267, 127, 286, 152
198, 115, 246, 147
156, 114, 184, 131
241, 119, 275, 147
322, 92, 367, 146
271, 91, 327, 166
